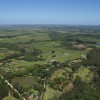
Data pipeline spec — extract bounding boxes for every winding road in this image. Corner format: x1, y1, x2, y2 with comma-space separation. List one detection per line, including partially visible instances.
0, 74, 26, 100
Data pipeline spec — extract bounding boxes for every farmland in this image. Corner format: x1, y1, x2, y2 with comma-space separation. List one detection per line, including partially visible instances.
0, 25, 100, 100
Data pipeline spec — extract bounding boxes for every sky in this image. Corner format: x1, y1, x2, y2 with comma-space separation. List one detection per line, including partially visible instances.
0, 0, 100, 25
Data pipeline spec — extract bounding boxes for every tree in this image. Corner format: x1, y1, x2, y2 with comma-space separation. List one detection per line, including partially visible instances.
51, 50, 55, 53
0, 80, 8, 100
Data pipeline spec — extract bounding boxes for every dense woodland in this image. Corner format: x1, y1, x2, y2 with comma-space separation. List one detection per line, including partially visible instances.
59, 48, 100, 100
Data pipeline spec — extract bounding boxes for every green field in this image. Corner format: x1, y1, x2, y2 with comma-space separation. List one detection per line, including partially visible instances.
73, 66, 93, 82
3, 96, 18, 100
0, 27, 99, 100
43, 86, 61, 100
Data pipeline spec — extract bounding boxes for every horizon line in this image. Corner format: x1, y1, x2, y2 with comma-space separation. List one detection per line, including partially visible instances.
0, 24, 100, 26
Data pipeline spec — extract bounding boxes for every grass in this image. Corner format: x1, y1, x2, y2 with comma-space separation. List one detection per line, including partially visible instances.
11, 76, 36, 86
32, 41, 86, 62
0, 53, 5, 59
43, 86, 61, 100
33, 32, 50, 41
0, 31, 87, 64
0, 35, 34, 43
3, 96, 18, 100
0, 31, 88, 74
51, 68, 65, 79
73, 66, 93, 82
4, 39, 87, 72
0, 29, 98, 100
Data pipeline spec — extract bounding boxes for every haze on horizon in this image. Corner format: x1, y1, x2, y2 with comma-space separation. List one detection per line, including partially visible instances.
0, 0, 100, 25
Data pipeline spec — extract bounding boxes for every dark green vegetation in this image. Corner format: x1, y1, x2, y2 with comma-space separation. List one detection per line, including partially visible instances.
0, 79, 8, 100
0, 25, 100, 100
60, 48, 100, 100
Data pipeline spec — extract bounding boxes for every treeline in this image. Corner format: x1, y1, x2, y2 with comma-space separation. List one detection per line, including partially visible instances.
0, 39, 35, 50
0, 42, 43, 62
0, 43, 22, 51
19, 48, 43, 61
5, 61, 61, 80
58, 47, 100, 100
49, 31, 65, 41
0, 79, 8, 100
83, 48, 100, 66
83, 47, 100, 77
59, 76, 100, 100
4, 62, 63, 94
0, 32, 32, 38
0, 53, 22, 62
49, 31, 96, 49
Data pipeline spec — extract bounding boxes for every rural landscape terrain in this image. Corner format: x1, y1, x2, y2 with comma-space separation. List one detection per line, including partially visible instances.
0, 25, 100, 100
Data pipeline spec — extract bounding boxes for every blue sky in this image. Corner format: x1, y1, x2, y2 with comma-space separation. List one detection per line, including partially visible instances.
0, 0, 100, 25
